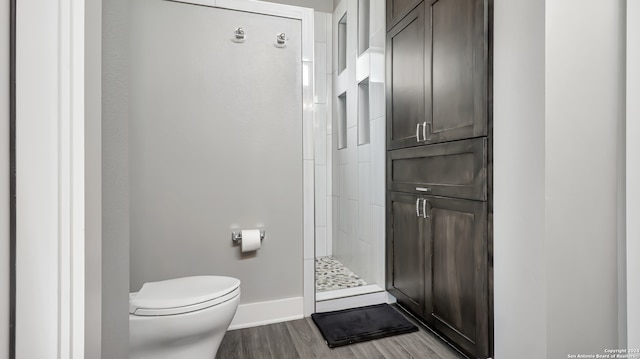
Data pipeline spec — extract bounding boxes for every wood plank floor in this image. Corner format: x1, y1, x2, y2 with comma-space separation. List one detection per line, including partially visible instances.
216, 307, 466, 359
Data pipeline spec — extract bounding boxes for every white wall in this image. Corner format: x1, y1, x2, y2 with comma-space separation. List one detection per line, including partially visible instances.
15, 0, 63, 355
85, 0, 102, 357
264, 0, 333, 13
13, 0, 88, 356
627, 0, 640, 350
102, 0, 317, 350
128, 0, 304, 304
496, 0, 625, 357
493, 0, 547, 357
0, 0, 10, 357
545, 1, 622, 355
102, 0, 130, 356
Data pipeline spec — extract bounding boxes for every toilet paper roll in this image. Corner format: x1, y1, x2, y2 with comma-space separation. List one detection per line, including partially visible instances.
241, 229, 262, 252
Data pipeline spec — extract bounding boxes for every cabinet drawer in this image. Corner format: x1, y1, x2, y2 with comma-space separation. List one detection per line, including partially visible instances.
387, 138, 487, 201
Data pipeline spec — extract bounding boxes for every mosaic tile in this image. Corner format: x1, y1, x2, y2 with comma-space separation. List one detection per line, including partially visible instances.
315, 256, 367, 292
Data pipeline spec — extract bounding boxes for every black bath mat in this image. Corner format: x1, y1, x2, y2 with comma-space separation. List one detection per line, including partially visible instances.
311, 303, 419, 348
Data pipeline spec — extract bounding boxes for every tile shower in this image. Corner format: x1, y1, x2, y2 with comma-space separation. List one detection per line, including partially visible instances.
313, 0, 387, 305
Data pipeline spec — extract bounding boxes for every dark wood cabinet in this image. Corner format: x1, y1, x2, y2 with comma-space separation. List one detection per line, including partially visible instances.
386, 191, 429, 318
386, 0, 424, 30
386, 2, 429, 151
387, 193, 489, 358
386, 0, 489, 150
428, 196, 489, 358
430, 0, 489, 143
385, 0, 493, 358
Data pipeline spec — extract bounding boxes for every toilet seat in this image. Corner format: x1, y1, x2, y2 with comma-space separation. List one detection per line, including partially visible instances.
129, 276, 241, 316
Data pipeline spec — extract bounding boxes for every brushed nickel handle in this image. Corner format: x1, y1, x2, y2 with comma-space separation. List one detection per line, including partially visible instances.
423, 199, 428, 219
416, 123, 422, 142
422, 121, 427, 142
416, 198, 421, 217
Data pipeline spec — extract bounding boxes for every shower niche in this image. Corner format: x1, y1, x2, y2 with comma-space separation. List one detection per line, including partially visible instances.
314, 0, 387, 311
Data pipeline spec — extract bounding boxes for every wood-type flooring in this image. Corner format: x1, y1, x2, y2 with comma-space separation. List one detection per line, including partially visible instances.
216, 307, 465, 359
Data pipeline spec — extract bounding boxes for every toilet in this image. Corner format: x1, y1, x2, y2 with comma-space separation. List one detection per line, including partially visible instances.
129, 276, 240, 359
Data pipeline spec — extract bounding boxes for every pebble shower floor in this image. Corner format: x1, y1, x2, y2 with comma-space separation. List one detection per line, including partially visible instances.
315, 256, 367, 292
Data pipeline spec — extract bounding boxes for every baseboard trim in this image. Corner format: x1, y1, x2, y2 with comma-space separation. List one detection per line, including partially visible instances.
228, 296, 304, 330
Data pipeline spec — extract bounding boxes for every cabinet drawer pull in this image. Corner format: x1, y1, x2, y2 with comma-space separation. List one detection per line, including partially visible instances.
422, 121, 427, 142
423, 199, 429, 219
416, 198, 421, 217
416, 187, 431, 192
416, 123, 422, 142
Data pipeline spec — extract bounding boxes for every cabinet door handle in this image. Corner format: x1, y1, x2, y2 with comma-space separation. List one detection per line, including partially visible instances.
416, 123, 422, 142
423, 199, 429, 219
416, 198, 422, 217
422, 122, 427, 142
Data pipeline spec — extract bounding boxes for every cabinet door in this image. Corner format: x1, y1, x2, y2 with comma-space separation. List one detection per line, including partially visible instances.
386, 192, 430, 318
427, 0, 488, 143
386, 0, 423, 30
386, 2, 430, 151
426, 196, 489, 358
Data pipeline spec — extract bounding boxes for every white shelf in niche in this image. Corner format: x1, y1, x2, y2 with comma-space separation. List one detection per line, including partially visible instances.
358, 78, 370, 145
356, 50, 370, 84
335, 69, 349, 96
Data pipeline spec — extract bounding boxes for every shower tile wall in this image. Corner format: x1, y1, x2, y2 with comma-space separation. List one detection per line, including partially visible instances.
369, 11, 387, 288
314, 11, 333, 258
327, 0, 386, 287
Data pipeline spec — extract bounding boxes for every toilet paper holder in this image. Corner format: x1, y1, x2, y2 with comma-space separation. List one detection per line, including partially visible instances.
231, 230, 265, 244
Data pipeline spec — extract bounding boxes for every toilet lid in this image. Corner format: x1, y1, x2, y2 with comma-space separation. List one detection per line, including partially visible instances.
129, 276, 240, 316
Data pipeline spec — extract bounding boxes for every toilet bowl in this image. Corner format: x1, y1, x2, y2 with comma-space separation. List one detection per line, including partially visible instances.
129, 276, 240, 359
